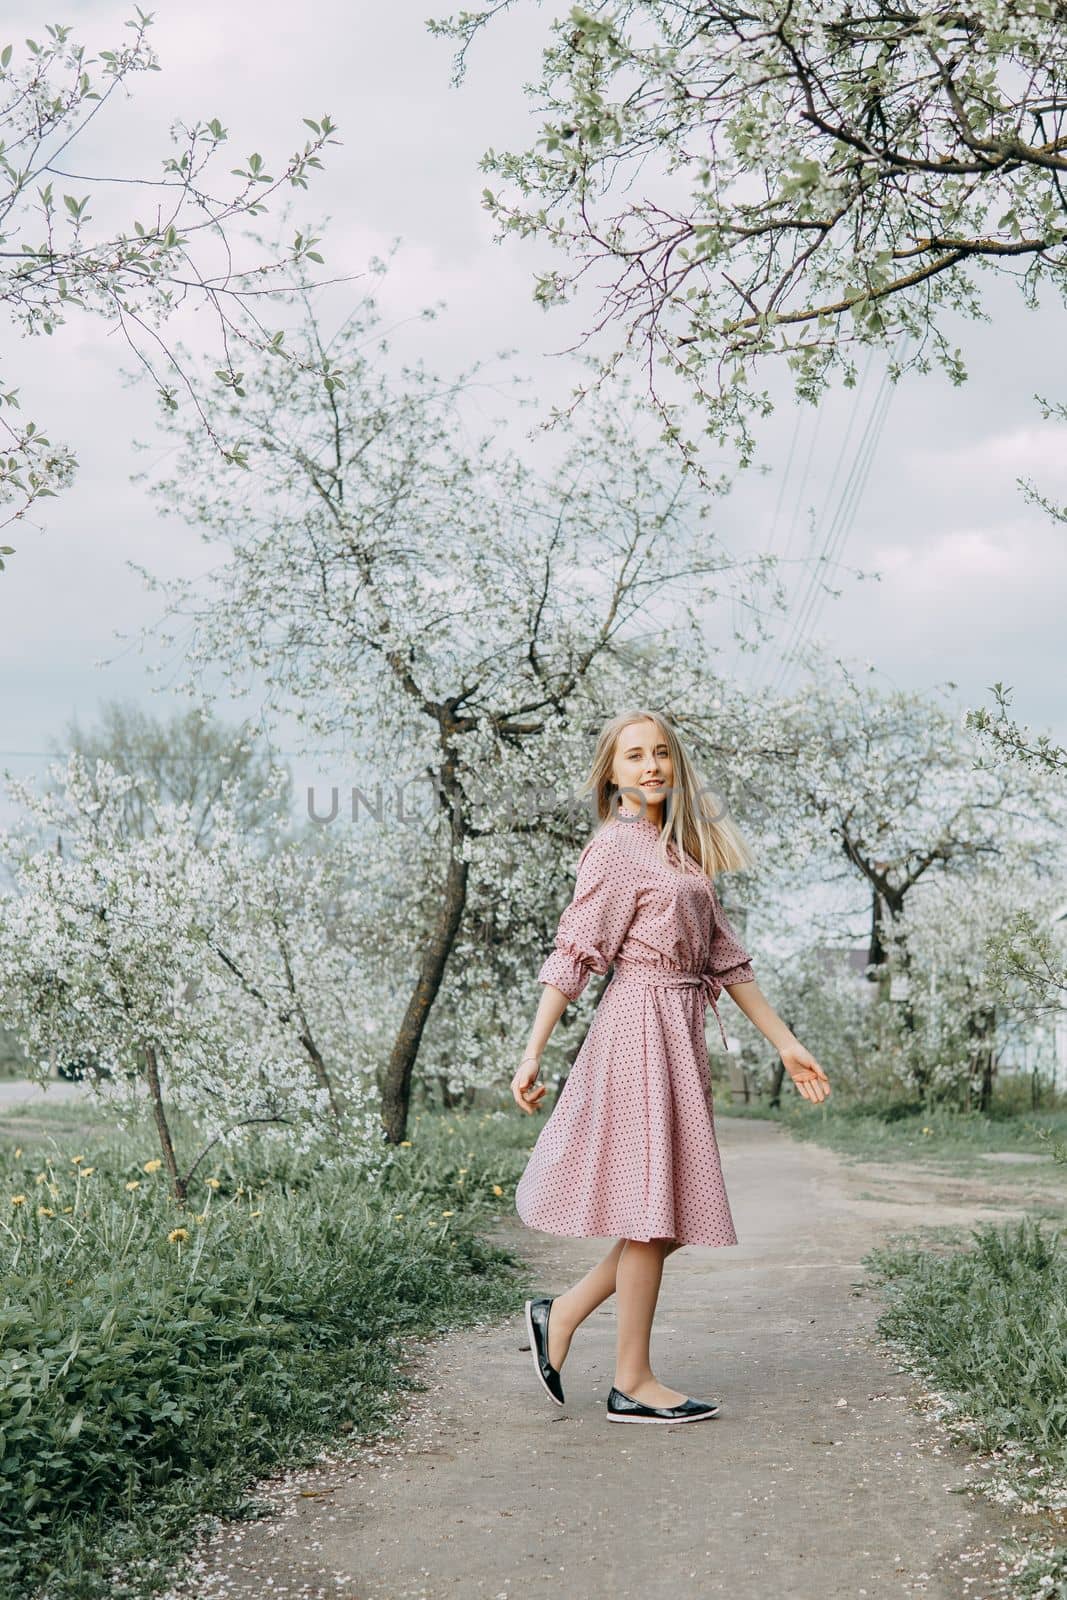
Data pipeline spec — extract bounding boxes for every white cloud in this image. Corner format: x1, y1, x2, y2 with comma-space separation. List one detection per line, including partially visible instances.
870, 523, 1064, 595
908, 423, 1067, 495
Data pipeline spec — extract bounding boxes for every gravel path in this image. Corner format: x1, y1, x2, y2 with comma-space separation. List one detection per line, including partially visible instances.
161, 1116, 1047, 1600
0, 1076, 92, 1109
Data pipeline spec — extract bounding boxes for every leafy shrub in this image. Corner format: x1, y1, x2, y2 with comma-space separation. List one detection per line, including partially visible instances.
0, 1108, 530, 1599
866, 1218, 1066, 1467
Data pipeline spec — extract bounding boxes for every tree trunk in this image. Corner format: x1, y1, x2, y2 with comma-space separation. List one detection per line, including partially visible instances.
867, 885, 887, 975
768, 1056, 787, 1109
970, 1005, 997, 1112
276, 925, 345, 1132
380, 844, 469, 1143
296, 1024, 344, 1130
979, 1049, 995, 1113
437, 1072, 467, 1110
143, 1043, 186, 1202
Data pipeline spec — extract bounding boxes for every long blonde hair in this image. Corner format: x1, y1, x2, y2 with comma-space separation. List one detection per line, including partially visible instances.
576, 708, 756, 879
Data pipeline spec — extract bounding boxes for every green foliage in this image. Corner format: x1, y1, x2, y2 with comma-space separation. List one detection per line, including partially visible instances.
866, 1218, 1067, 1590
967, 683, 1067, 778
896, 1217, 1063, 1464
0, 14, 342, 553
0, 1024, 31, 1079
431, 0, 1067, 474
0, 1107, 528, 1599
742, 944, 899, 1099
732, 1090, 1067, 1170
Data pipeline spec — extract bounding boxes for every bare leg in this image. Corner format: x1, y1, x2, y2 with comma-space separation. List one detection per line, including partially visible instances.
613, 1238, 687, 1408
547, 1237, 683, 1372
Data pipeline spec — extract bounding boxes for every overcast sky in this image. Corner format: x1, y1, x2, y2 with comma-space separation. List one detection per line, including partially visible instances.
2, 0, 1065, 831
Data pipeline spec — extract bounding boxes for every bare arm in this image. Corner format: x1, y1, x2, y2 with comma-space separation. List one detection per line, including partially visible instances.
511, 983, 571, 1115
721, 978, 831, 1104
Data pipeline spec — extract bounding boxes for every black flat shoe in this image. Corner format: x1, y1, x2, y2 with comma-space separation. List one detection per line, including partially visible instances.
606, 1385, 721, 1424
524, 1296, 565, 1406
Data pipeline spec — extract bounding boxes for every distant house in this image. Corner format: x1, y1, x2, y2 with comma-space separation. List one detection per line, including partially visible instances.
1051, 901, 1067, 1090
813, 945, 877, 987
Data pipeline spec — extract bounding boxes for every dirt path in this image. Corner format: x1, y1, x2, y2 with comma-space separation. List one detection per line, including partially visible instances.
0, 1076, 92, 1110
162, 1117, 1052, 1600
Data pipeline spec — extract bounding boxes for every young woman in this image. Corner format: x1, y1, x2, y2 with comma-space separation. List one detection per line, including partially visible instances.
511, 710, 831, 1426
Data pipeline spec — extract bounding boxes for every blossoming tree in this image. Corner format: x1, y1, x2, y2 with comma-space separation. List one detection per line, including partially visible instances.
0, 754, 382, 1198
432, 0, 1067, 469
124, 283, 782, 1141
771, 666, 1064, 984
880, 864, 1066, 1106
0, 12, 341, 559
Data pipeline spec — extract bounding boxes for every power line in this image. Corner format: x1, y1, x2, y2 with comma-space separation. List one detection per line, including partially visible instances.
769, 379, 888, 696
769, 405, 804, 552
726, 399, 804, 682
750, 393, 826, 691
767, 334, 906, 698
765, 346, 880, 693
786, 349, 902, 676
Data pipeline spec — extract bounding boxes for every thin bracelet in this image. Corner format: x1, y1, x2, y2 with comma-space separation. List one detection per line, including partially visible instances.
520, 1054, 542, 1064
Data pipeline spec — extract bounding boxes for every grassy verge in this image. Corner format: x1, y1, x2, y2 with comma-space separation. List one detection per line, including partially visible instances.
0, 1097, 535, 1600
865, 1218, 1066, 1598
716, 1091, 1067, 1174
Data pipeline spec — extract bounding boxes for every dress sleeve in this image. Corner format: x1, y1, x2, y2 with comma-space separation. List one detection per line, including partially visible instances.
537, 835, 638, 1002
703, 880, 755, 1000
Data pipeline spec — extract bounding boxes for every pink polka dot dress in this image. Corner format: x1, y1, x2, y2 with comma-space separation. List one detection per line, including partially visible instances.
515, 812, 756, 1248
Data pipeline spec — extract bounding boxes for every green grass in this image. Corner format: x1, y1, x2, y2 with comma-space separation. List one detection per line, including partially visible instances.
0, 1096, 535, 1600
717, 1091, 1067, 1172
865, 1218, 1067, 1598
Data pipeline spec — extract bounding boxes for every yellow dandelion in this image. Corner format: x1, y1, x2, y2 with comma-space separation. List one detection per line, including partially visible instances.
48, 1183, 59, 1197
70, 1154, 84, 1165
79, 1167, 95, 1177
125, 1180, 141, 1191
10, 1194, 26, 1207
492, 1185, 504, 1197
922, 1126, 932, 1135
37, 1205, 55, 1218
441, 1209, 455, 1217
14, 1146, 21, 1158
249, 1209, 262, 1218
35, 1172, 48, 1185
194, 1213, 207, 1223
62, 1205, 73, 1214
458, 1167, 468, 1175
167, 1227, 189, 1244
143, 1158, 163, 1173
204, 1177, 221, 1190
427, 1219, 437, 1227
394, 1212, 405, 1220
399, 1140, 412, 1148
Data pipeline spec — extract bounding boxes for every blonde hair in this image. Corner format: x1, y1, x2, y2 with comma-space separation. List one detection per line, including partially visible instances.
576, 708, 756, 878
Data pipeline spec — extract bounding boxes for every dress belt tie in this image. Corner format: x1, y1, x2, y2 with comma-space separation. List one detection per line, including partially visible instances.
610, 962, 732, 1052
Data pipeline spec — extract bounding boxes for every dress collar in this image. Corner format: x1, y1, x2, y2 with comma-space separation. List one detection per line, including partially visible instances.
611, 812, 707, 877
612, 809, 662, 828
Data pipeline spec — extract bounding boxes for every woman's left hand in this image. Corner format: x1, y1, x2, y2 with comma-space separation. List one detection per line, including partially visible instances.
780, 1043, 831, 1104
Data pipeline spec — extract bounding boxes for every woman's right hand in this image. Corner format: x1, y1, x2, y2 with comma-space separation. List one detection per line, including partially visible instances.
511, 1055, 547, 1115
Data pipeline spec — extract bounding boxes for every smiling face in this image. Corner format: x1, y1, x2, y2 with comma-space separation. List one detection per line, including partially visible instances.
611, 718, 674, 820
